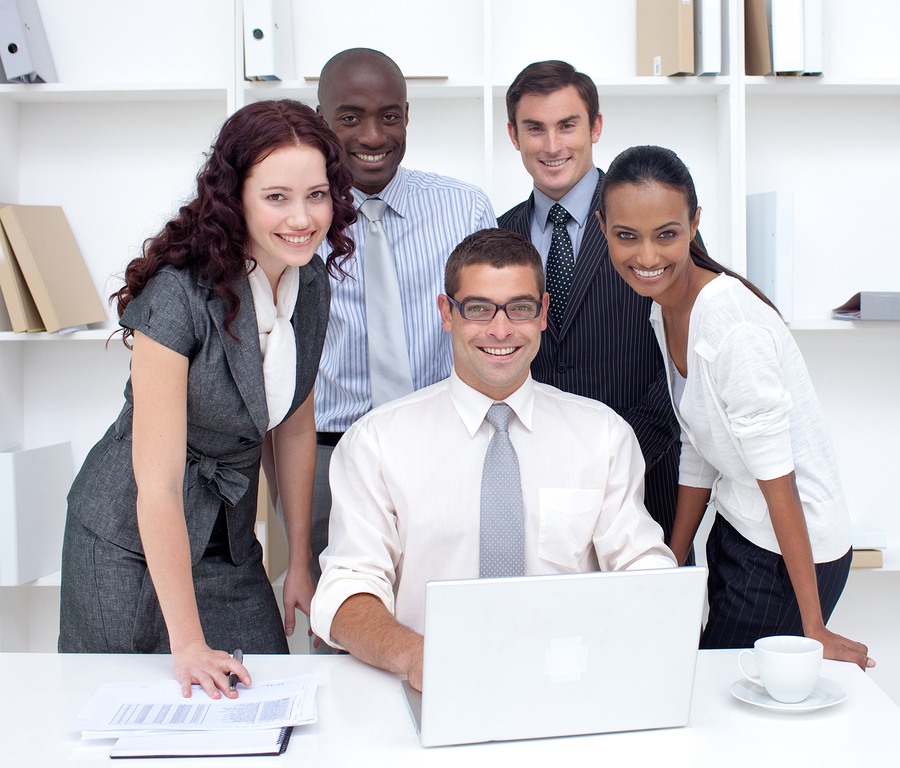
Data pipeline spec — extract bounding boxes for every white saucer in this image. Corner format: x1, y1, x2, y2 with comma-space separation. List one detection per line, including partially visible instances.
730, 677, 847, 714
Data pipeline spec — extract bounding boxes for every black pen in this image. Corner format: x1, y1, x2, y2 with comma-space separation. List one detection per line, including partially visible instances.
229, 648, 243, 691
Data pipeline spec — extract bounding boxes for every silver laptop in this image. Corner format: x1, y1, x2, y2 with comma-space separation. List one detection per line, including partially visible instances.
402, 566, 707, 747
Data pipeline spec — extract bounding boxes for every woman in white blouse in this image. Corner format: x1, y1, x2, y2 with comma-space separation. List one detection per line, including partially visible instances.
59, 101, 356, 697
596, 145, 872, 669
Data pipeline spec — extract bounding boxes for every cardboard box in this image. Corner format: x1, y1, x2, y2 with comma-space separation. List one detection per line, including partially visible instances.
0, 442, 72, 585
0, 204, 107, 333
637, 0, 695, 77
850, 550, 883, 569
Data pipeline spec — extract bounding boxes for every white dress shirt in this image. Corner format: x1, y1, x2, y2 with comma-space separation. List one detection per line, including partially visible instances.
314, 166, 496, 432
311, 372, 676, 644
650, 274, 851, 562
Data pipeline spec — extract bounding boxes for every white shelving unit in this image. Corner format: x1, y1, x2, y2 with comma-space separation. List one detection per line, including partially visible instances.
1, 1, 898, 697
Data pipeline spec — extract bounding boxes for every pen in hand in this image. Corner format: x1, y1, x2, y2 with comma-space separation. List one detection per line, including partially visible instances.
229, 649, 243, 691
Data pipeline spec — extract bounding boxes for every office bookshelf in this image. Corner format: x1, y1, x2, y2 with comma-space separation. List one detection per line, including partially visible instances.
1, 0, 898, 685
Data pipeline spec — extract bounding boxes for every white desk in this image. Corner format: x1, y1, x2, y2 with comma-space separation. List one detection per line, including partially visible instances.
3, 650, 898, 766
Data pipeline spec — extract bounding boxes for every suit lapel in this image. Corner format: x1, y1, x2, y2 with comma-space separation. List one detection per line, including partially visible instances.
207, 276, 269, 440
556, 173, 606, 339
508, 195, 565, 341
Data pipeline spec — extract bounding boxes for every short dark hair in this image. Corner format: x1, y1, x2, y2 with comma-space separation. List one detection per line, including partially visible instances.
506, 60, 600, 131
318, 48, 407, 106
599, 145, 780, 314
445, 228, 545, 298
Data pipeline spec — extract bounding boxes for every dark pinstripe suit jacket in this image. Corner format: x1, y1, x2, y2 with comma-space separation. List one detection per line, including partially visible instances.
498, 170, 680, 488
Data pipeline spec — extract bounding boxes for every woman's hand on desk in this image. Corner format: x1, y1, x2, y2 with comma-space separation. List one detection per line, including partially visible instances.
173, 640, 252, 699
809, 626, 875, 671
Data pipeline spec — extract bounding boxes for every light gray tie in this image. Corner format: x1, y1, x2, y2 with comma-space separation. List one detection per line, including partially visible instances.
480, 403, 525, 578
361, 197, 414, 407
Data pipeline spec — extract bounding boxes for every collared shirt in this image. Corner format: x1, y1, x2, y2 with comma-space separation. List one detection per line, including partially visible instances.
651, 274, 851, 562
529, 166, 600, 267
310, 372, 676, 643
314, 166, 496, 432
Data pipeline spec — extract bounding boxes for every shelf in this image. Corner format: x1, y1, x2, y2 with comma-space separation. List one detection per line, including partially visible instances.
0, 325, 121, 342
787, 319, 900, 331
244, 79, 487, 101
745, 76, 900, 96
0, 83, 228, 103
492, 76, 732, 100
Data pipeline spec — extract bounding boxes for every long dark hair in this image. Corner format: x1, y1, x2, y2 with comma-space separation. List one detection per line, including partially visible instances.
112, 99, 356, 340
599, 145, 778, 313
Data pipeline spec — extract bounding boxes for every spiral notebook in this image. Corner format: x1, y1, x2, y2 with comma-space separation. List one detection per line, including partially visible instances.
110, 726, 293, 759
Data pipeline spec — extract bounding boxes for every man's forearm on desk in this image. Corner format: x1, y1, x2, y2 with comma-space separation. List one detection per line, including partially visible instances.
330, 593, 425, 690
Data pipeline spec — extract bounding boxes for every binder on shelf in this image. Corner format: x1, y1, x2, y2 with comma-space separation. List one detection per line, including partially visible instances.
0, 442, 72, 585
0, 0, 58, 83
746, 191, 793, 323
693, 0, 722, 75
242, 0, 295, 81
745, 0, 773, 75
0, 206, 44, 333
832, 292, 900, 321
0, 204, 107, 333
802, 0, 823, 75
768, 0, 805, 74
636, 0, 695, 77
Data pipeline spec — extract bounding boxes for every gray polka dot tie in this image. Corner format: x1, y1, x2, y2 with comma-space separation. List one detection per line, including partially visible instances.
546, 203, 575, 328
479, 403, 525, 578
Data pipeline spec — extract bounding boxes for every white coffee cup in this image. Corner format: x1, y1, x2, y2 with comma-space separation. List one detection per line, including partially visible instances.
738, 635, 823, 703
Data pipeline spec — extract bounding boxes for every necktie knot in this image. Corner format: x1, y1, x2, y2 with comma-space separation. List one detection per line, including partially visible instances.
548, 203, 570, 227
485, 402, 513, 432
360, 197, 388, 223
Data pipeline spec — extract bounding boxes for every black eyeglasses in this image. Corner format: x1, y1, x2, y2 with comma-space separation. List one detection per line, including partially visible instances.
446, 296, 542, 322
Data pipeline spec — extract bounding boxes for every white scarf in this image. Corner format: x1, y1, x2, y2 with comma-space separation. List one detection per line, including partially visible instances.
247, 264, 299, 431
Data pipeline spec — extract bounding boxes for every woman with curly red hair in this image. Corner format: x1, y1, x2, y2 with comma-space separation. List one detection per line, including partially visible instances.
58, 100, 356, 698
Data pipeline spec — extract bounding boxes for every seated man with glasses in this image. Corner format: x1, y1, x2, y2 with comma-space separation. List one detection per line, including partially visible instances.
310, 228, 675, 689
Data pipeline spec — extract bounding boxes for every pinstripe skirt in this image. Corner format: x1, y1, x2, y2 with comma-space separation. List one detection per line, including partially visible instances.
58, 510, 289, 655
700, 513, 851, 650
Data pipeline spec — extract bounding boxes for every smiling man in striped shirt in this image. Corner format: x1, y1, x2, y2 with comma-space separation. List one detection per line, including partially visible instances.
307, 48, 496, 596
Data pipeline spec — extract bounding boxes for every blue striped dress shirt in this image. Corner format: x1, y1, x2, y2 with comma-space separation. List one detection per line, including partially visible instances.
315, 166, 496, 432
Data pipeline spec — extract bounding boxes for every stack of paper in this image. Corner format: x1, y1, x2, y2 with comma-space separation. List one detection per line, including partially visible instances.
71, 674, 318, 759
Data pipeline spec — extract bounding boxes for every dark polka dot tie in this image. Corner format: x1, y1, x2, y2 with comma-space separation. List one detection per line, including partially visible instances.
479, 403, 525, 578
546, 203, 575, 328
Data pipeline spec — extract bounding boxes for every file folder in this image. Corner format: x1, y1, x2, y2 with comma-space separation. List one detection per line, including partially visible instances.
0, 0, 58, 83
746, 191, 793, 323
0, 206, 44, 333
0, 204, 107, 333
745, 0, 773, 75
243, 0, 295, 81
694, 0, 722, 75
768, 0, 805, 74
803, 0, 823, 75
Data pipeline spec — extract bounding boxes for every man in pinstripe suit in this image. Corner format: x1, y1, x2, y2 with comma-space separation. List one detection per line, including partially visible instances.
498, 61, 683, 552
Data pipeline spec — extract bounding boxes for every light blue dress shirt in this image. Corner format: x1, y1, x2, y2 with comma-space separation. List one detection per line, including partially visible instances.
529, 166, 600, 267
315, 166, 496, 432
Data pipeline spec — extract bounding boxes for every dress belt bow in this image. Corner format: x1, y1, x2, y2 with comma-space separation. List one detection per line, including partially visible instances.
187, 444, 262, 507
